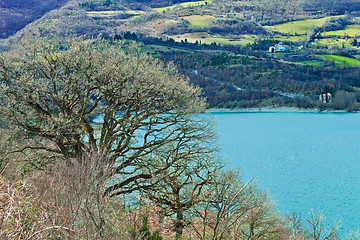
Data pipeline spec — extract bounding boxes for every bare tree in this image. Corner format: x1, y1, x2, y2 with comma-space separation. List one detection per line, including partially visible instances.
0, 175, 49, 240
0, 147, 154, 240
305, 211, 340, 240
190, 169, 290, 240
142, 116, 218, 239
0, 128, 16, 175
0, 37, 207, 197
33, 149, 112, 239
344, 231, 360, 240
286, 212, 307, 239
333, 90, 358, 112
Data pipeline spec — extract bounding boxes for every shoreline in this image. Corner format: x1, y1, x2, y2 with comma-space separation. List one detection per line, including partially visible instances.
206, 106, 355, 113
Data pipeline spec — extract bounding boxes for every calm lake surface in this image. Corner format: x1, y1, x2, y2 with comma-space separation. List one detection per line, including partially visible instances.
212, 112, 360, 233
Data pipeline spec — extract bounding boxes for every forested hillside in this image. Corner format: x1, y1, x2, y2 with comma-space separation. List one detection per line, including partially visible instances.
0, 0, 70, 38
1, 0, 360, 110
300, 0, 360, 14
156, 46, 360, 109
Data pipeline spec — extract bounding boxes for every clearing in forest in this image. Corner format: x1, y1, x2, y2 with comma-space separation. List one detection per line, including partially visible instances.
316, 54, 360, 67
266, 16, 343, 35
183, 15, 215, 28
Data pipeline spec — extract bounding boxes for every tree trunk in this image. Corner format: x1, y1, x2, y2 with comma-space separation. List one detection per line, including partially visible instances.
175, 211, 184, 239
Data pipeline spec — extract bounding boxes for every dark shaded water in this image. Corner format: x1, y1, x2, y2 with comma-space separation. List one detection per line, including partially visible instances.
213, 112, 360, 233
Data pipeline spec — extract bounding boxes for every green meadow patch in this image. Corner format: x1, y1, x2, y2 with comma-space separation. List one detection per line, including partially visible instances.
183, 15, 214, 28
169, 32, 255, 45
324, 24, 360, 37
316, 38, 353, 48
126, 10, 145, 15
266, 16, 343, 35
316, 54, 360, 67
154, 0, 211, 12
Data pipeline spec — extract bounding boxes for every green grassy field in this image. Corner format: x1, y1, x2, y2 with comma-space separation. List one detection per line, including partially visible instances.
169, 32, 255, 45
315, 38, 353, 48
183, 15, 214, 28
265, 16, 343, 35
154, 0, 211, 12
323, 24, 360, 37
316, 54, 360, 66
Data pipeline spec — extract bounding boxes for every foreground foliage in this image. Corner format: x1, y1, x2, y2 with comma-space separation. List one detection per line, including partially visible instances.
0, 38, 208, 197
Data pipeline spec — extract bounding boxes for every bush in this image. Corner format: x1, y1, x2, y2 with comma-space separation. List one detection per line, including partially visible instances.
333, 90, 358, 112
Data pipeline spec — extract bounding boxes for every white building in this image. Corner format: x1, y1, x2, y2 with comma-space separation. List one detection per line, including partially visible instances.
269, 43, 291, 53
319, 93, 332, 103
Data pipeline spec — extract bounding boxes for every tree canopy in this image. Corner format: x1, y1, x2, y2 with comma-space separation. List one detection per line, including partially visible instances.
0, 38, 210, 197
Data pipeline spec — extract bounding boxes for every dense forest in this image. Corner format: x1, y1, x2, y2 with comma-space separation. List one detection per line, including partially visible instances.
300, 0, 360, 14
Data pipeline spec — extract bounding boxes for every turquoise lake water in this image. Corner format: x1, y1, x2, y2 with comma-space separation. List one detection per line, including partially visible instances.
212, 112, 360, 233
